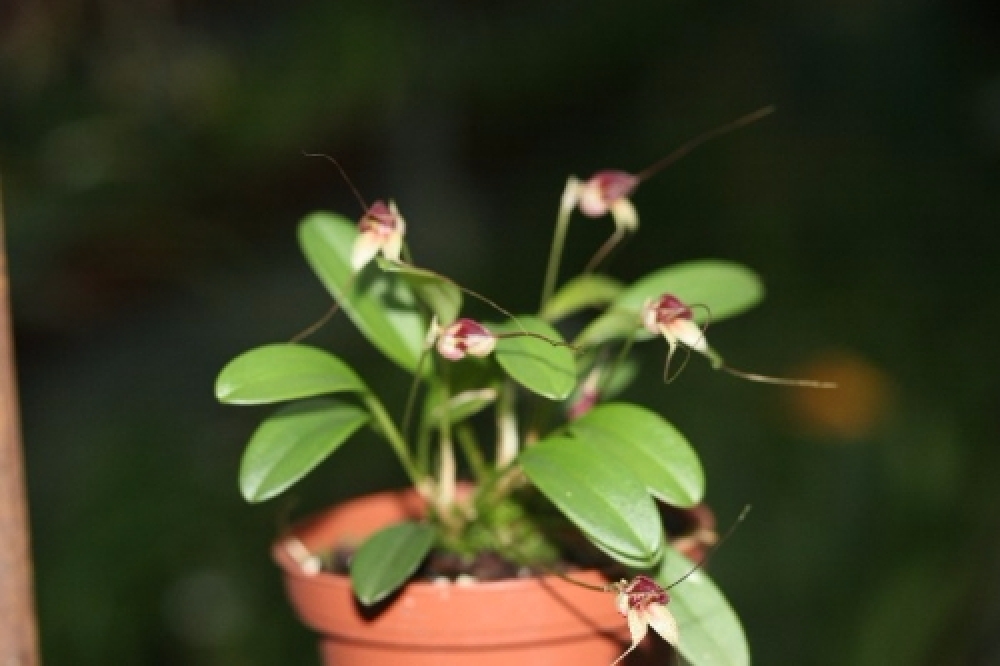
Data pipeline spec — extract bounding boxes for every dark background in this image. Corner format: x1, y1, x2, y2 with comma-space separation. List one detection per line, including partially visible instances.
3, 1, 999, 664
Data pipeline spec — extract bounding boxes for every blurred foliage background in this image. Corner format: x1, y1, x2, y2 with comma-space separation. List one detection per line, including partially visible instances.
2, 0, 999, 664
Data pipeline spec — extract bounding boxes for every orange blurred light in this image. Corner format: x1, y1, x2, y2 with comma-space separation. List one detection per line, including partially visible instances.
787, 350, 894, 441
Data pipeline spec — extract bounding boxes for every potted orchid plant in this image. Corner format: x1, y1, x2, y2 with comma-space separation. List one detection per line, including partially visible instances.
215, 109, 829, 666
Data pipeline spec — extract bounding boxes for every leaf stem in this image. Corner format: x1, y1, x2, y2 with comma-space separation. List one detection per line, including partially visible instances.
359, 392, 422, 484
401, 347, 431, 441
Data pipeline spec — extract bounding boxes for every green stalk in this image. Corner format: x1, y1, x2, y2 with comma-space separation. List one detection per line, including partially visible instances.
416, 423, 432, 477
539, 179, 576, 310
456, 424, 488, 482
437, 429, 456, 510
435, 363, 458, 515
360, 392, 422, 484
495, 379, 519, 467
602, 330, 637, 396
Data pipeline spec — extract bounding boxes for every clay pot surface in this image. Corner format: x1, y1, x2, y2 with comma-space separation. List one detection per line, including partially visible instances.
272, 488, 662, 666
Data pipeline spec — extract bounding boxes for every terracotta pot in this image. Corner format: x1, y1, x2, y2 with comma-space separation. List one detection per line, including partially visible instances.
273, 488, 668, 666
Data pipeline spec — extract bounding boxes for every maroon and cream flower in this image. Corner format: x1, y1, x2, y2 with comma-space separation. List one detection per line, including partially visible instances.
641, 293, 709, 358
611, 575, 679, 665
563, 170, 640, 232
350, 200, 406, 273
435, 318, 497, 361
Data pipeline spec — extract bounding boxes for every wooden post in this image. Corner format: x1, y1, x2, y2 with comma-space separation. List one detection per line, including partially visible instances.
0, 180, 41, 665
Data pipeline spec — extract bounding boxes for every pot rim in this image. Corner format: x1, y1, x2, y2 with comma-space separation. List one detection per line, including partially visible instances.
271, 487, 619, 593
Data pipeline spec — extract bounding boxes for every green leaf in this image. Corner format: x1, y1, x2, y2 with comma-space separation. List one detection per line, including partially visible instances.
239, 399, 369, 502
299, 212, 427, 371
426, 388, 497, 428
493, 316, 576, 400
657, 546, 750, 666
576, 260, 764, 347
376, 259, 462, 326
540, 274, 624, 323
351, 522, 436, 605
518, 436, 663, 568
574, 309, 638, 348
215, 343, 366, 405
569, 403, 704, 507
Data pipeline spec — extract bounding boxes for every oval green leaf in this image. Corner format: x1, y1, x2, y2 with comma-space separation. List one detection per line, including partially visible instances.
493, 316, 576, 400
540, 274, 623, 323
569, 403, 704, 507
351, 521, 436, 606
657, 546, 750, 666
518, 436, 663, 568
239, 399, 369, 503
299, 212, 427, 372
215, 343, 366, 405
376, 259, 462, 326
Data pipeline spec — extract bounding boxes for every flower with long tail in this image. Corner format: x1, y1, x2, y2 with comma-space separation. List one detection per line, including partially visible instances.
642, 292, 837, 388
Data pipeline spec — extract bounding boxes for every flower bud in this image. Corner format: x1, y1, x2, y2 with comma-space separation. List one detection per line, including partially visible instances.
567, 367, 601, 420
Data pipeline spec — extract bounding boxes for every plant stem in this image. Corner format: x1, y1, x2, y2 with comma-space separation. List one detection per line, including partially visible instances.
583, 226, 626, 275
401, 348, 431, 443
416, 423, 432, 476
437, 427, 456, 510
435, 363, 457, 514
601, 331, 637, 397
360, 392, 422, 484
539, 179, 576, 310
456, 424, 488, 482
496, 380, 519, 467
475, 459, 521, 508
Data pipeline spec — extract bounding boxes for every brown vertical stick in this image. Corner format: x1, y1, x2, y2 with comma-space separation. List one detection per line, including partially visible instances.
0, 179, 41, 665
